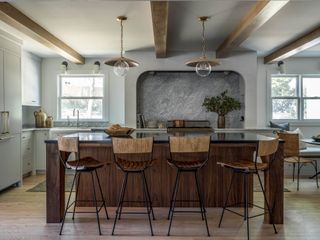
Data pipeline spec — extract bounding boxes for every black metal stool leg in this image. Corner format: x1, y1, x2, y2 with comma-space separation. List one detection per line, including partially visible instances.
195, 171, 210, 237
168, 170, 181, 236
91, 172, 102, 235
297, 162, 301, 191
59, 171, 78, 235
118, 172, 129, 220
140, 172, 154, 236
257, 172, 277, 234
72, 172, 81, 220
94, 169, 109, 220
244, 173, 249, 240
194, 171, 204, 220
167, 170, 180, 220
292, 163, 296, 182
314, 161, 319, 188
219, 171, 235, 227
142, 171, 155, 220
112, 172, 128, 235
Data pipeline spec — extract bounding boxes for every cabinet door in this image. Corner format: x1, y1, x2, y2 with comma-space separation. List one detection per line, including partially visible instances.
22, 53, 41, 106
0, 134, 21, 191
0, 50, 3, 111
4, 51, 21, 134
35, 130, 49, 171
21, 132, 33, 175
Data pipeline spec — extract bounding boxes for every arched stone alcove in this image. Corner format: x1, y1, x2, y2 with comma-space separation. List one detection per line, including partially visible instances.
137, 71, 245, 128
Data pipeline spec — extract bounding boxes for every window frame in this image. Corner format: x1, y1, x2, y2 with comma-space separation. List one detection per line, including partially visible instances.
57, 74, 107, 121
269, 74, 320, 123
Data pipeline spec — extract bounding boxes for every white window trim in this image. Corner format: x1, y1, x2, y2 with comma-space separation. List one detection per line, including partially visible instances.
57, 74, 108, 122
267, 73, 320, 126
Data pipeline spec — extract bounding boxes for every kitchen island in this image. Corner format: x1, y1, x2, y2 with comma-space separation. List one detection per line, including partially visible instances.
45, 131, 283, 225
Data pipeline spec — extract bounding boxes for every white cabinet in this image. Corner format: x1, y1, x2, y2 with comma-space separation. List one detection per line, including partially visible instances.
0, 134, 21, 191
34, 130, 49, 171
21, 131, 33, 175
22, 51, 41, 106
4, 51, 21, 134
0, 50, 3, 111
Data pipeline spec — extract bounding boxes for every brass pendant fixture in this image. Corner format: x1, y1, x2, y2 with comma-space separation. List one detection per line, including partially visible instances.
185, 16, 219, 77
104, 16, 139, 77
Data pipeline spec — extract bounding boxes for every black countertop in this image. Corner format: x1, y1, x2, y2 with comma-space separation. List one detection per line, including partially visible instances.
45, 131, 278, 144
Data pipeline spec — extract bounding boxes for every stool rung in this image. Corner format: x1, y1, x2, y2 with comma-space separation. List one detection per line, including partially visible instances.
172, 210, 204, 214
116, 211, 152, 215
170, 199, 200, 202
224, 207, 268, 219
225, 202, 265, 210
121, 200, 152, 203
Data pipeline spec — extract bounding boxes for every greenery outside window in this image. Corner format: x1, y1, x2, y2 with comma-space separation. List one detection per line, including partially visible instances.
271, 75, 320, 121
58, 74, 105, 120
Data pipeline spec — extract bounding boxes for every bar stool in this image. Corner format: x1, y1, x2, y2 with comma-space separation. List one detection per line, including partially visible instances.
58, 136, 109, 235
277, 132, 319, 191
167, 135, 211, 236
217, 137, 279, 240
111, 137, 155, 236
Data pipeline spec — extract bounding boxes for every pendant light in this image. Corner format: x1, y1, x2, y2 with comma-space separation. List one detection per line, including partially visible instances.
185, 16, 219, 77
104, 16, 139, 77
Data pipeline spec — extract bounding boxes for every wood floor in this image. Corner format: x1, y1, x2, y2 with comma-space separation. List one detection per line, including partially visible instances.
0, 175, 319, 239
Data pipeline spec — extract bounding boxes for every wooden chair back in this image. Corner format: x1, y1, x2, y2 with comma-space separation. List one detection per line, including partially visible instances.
112, 137, 153, 154
277, 132, 299, 157
58, 136, 79, 153
169, 136, 210, 153
258, 138, 279, 157
57, 136, 79, 168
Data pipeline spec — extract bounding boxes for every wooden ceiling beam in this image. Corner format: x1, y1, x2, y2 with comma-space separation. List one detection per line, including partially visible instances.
0, 2, 85, 64
216, 0, 289, 58
264, 26, 320, 64
150, 1, 169, 58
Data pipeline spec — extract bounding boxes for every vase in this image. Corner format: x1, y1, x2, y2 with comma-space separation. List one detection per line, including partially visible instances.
217, 115, 225, 128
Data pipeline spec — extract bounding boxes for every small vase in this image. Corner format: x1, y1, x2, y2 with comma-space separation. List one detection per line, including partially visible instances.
217, 115, 225, 128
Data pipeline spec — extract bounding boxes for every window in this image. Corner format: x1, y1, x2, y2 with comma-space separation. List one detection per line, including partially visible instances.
58, 75, 105, 120
271, 75, 320, 121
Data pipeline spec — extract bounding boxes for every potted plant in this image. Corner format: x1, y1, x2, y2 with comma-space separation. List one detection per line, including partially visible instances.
202, 90, 241, 128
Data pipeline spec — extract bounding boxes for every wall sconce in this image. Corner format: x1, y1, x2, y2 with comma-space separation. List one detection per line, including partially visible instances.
277, 61, 285, 74
93, 61, 101, 74
61, 61, 68, 74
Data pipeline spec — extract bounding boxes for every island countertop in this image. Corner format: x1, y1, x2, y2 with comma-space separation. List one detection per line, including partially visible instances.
45, 131, 278, 144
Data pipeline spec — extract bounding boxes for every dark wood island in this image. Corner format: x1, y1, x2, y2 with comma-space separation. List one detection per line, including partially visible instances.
45, 131, 283, 225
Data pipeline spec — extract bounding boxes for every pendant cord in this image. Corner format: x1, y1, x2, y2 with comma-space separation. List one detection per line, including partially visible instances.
201, 20, 206, 58
120, 19, 124, 58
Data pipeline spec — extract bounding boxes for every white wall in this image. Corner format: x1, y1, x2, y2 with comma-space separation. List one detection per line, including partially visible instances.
41, 51, 259, 128
257, 57, 320, 137
123, 51, 258, 127
41, 58, 125, 124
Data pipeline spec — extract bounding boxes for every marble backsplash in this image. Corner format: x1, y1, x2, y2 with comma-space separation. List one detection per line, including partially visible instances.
137, 71, 245, 128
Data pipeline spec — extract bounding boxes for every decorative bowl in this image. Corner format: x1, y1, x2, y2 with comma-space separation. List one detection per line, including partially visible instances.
104, 127, 135, 137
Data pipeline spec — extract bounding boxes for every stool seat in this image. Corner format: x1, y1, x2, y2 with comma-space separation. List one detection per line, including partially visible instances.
116, 158, 155, 171
66, 157, 106, 171
217, 160, 268, 171
167, 158, 205, 170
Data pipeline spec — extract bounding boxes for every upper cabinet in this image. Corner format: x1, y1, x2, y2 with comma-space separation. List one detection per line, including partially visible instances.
22, 51, 41, 106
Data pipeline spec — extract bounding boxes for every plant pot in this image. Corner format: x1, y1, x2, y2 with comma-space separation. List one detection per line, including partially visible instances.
217, 115, 225, 128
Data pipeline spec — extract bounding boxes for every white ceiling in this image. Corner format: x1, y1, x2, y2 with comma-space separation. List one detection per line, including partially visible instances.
1, 0, 320, 59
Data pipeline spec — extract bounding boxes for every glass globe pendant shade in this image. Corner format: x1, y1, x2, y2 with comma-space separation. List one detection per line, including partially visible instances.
196, 61, 211, 77
113, 59, 129, 76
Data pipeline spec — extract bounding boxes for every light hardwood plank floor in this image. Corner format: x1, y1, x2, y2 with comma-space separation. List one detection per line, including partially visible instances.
0, 175, 319, 239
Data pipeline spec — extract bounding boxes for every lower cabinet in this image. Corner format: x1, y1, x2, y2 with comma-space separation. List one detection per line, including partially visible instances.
34, 130, 49, 172
21, 131, 33, 175
0, 134, 21, 191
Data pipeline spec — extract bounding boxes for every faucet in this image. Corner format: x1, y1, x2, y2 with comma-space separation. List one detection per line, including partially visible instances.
73, 109, 80, 128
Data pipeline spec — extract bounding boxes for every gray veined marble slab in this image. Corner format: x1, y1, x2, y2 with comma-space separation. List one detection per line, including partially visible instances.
137, 71, 245, 128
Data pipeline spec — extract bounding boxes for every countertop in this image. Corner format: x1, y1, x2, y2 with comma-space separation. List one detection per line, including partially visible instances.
45, 131, 278, 144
